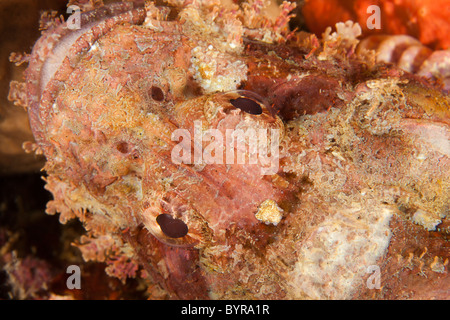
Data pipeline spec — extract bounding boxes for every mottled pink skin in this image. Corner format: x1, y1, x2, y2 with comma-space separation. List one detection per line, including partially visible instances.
16, 1, 450, 299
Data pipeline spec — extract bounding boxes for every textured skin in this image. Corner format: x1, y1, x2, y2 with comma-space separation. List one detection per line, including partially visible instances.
9, 0, 450, 299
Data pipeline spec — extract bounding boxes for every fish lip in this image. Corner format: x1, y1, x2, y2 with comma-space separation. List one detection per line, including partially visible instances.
25, 1, 146, 150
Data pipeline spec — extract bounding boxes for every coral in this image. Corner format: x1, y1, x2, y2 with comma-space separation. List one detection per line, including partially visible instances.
302, 0, 450, 50
357, 34, 450, 91
8, 0, 450, 299
3, 253, 53, 299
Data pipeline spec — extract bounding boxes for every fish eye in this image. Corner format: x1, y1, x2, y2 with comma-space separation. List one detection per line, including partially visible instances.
230, 97, 263, 115
151, 86, 165, 101
220, 90, 273, 116
156, 213, 189, 238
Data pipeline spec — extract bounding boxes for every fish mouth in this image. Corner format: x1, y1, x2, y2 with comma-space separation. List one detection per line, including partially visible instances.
25, 1, 147, 151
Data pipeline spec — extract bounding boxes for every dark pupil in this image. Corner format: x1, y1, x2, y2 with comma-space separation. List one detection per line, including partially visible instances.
151, 86, 164, 101
116, 142, 130, 154
230, 97, 263, 115
156, 214, 188, 238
